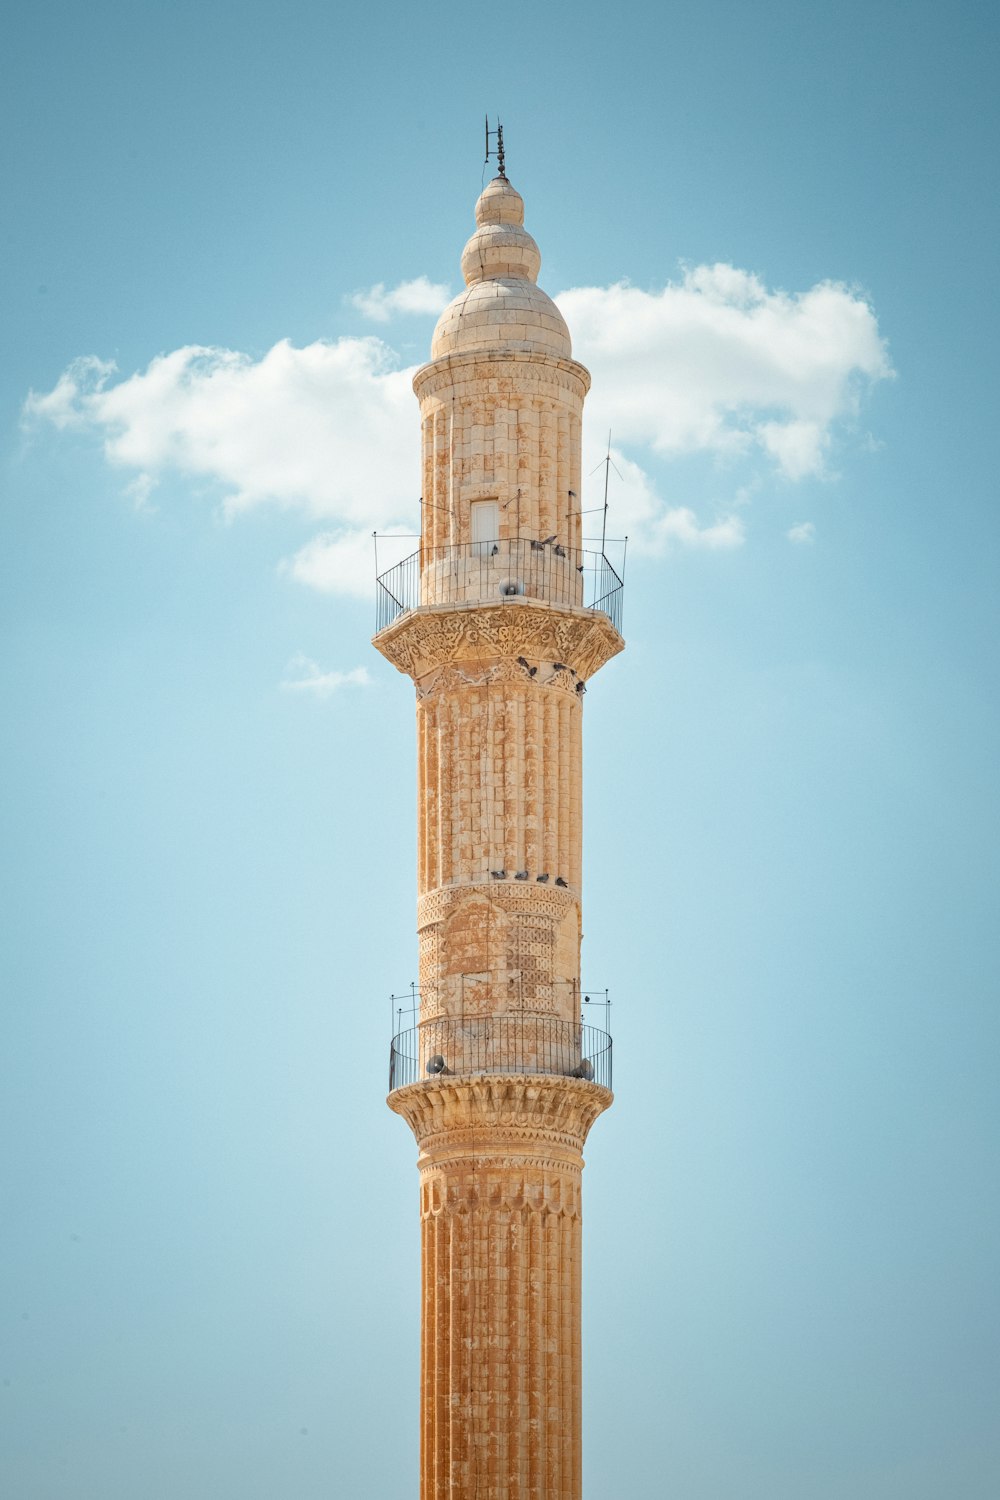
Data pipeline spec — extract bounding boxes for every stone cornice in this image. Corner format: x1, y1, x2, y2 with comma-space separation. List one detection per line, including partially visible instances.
372, 600, 623, 684
412, 348, 591, 403
388, 1074, 612, 1163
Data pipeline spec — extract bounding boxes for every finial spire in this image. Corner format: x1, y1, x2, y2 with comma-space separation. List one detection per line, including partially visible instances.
485, 115, 507, 180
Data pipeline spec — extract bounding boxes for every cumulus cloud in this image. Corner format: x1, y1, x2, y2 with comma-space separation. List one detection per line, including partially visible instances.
280, 654, 371, 698
787, 521, 817, 544
23, 260, 891, 594
24, 338, 417, 524
280, 526, 414, 599
558, 266, 891, 481
349, 276, 451, 322
578, 445, 744, 554
656, 508, 746, 549
24, 355, 116, 429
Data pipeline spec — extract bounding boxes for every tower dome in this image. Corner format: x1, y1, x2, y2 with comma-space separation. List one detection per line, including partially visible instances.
430, 176, 572, 360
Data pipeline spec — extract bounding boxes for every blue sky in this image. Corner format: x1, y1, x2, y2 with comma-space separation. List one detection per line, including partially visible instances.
2, 2, 998, 1497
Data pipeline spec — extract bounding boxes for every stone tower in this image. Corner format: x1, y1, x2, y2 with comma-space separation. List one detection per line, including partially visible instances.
374, 164, 624, 1500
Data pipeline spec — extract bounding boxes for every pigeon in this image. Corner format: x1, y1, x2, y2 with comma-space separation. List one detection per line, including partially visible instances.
528, 666, 537, 677
554, 544, 566, 558
517, 656, 529, 669
542, 534, 557, 545
555, 876, 568, 888
530, 539, 545, 551
514, 870, 529, 881
552, 663, 566, 672
536, 873, 549, 884
577, 563, 585, 573
490, 869, 507, 880
576, 681, 586, 695
491, 544, 499, 556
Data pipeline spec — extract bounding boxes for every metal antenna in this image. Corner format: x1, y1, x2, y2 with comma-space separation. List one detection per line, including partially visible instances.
485, 115, 507, 179
589, 431, 621, 558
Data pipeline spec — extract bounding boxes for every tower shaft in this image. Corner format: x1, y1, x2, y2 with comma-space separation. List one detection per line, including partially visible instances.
377, 170, 622, 1500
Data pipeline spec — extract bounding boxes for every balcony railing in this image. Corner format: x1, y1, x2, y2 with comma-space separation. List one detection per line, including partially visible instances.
388, 1015, 613, 1093
375, 538, 624, 636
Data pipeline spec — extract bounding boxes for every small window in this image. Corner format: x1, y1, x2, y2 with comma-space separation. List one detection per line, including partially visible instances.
471, 500, 499, 557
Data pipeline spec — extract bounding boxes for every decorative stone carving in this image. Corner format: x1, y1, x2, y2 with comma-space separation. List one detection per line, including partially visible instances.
420, 1164, 583, 1218
415, 655, 583, 699
417, 880, 577, 928
374, 599, 623, 683
388, 1074, 612, 1157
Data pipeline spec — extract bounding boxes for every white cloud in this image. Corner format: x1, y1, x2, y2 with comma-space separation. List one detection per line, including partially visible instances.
280, 654, 372, 698
24, 355, 116, 429
787, 521, 817, 544
23, 261, 890, 595
579, 444, 744, 554
558, 267, 892, 480
281, 529, 376, 599
350, 276, 451, 322
655, 508, 746, 549
24, 337, 418, 525
123, 472, 157, 514
280, 526, 414, 599
757, 419, 827, 481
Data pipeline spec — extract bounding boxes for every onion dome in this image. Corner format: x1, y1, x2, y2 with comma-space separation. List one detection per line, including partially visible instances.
431, 177, 571, 360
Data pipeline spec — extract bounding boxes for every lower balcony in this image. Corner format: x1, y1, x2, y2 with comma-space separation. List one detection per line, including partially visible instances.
388, 1015, 612, 1093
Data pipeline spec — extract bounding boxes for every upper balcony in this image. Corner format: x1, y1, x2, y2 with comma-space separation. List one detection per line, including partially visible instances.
375, 537, 624, 637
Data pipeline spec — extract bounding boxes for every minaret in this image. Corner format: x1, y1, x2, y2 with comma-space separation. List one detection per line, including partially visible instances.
374, 157, 624, 1500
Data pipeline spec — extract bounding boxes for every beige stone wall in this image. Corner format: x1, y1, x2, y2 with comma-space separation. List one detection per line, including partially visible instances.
377, 600, 620, 1033
390, 1077, 610, 1500
420, 1167, 582, 1500
415, 353, 588, 557
413, 669, 583, 1025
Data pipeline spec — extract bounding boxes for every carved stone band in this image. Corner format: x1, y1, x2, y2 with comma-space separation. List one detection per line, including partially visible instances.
388, 1073, 613, 1161
373, 599, 624, 683
412, 348, 591, 403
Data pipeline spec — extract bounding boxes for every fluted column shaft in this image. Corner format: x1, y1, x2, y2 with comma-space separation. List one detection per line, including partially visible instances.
390, 1077, 609, 1500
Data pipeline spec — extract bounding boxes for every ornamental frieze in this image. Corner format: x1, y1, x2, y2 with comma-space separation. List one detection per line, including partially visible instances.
419, 1166, 583, 1218
414, 655, 584, 700
388, 1074, 612, 1150
374, 600, 623, 683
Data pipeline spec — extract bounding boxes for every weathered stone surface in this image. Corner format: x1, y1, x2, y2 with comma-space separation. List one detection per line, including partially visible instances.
389, 1077, 610, 1500
374, 601, 623, 683
379, 173, 622, 1500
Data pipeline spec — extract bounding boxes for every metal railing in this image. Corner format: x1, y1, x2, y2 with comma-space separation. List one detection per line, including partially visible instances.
388, 1016, 612, 1092
375, 538, 624, 635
